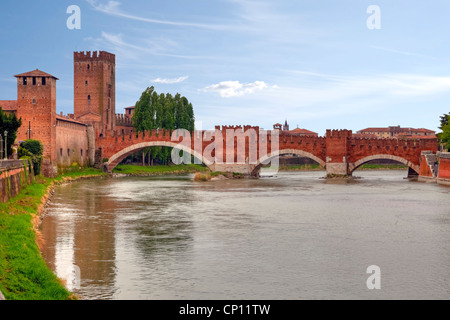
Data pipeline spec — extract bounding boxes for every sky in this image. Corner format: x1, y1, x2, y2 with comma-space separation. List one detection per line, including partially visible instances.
1, 0, 450, 135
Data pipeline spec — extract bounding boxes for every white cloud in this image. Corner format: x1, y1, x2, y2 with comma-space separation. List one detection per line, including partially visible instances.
202, 80, 272, 98
152, 76, 189, 84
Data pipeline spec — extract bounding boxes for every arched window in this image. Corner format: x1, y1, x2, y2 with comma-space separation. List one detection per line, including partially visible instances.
87, 64, 90, 70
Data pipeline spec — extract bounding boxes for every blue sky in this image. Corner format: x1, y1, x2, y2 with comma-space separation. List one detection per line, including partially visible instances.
1, 0, 450, 135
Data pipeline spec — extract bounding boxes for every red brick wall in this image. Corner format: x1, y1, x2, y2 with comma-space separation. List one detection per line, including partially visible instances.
56, 120, 89, 167
16, 76, 57, 162
74, 51, 115, 134
438, 157, 450, 180
419, 155, 433, 177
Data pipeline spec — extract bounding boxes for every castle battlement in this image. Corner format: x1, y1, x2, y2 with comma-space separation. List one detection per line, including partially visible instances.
74, 51, 115, 64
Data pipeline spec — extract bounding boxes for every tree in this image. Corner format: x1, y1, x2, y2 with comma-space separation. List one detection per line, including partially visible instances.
0, 107, 22, 158
438, 113, 450, 150
440, 123, 450, 151
439, 112, 449, 130
131, 86, 195, 165
18, 140, 43, 175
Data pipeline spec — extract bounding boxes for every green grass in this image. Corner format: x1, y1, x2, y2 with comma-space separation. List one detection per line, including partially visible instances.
279, 164, 323, 171
113, 164, 209, 175
0, 168, 106, 300
357, 164, 408, 170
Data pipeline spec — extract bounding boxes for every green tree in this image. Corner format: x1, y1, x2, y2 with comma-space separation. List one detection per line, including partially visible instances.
437, 113, 450, 150
440, 123, 450, 150
0, 107, 22, 158
131, 86, 195, 165
18, 139, 44, 175
439, 112, 449, 130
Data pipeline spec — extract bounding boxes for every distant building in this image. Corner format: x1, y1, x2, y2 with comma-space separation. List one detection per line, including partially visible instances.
124, 106, 135, 118
273, 121, 318, 136
290, 127, 318, 137
273, 123, 282, 130
357, 126, 436, 139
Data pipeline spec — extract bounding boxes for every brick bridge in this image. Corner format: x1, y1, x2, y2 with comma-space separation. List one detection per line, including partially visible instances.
96, 126, 438, 177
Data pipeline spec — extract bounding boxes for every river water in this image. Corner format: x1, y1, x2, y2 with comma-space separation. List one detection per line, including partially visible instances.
39, 170, 450, 300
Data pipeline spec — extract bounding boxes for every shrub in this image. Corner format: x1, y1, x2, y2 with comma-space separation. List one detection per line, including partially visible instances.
18, 140, 44, 176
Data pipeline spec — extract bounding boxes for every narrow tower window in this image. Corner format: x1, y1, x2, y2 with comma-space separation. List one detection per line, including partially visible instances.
88, 95, 91, 101
23, 78, 27, 85
85, 80, 88, 85
42, 77, 46, 85
32, 77, 36, 85
87, 64, 90, 70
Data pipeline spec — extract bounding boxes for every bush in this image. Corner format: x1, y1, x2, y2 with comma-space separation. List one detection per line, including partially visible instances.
18, 140, 44, 176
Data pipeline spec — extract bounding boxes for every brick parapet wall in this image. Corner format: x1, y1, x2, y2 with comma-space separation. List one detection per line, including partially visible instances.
0, 160, 34, 202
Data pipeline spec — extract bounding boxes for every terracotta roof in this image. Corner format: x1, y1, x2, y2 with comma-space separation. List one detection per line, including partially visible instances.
290, 128, 318, 135
358, 127, 435, 134
358, 128, 392, 133
414, 128, 435, 133
124, 106, 135, 110
0, 100, 17, 111
273, 123, 282, 126
56, 114, 87, 126
14, 69, 58, 80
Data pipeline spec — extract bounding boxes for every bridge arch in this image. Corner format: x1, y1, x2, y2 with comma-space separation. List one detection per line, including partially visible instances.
251, 148, 326, 176
349, 154, 419, 175
104, 141, 209, 172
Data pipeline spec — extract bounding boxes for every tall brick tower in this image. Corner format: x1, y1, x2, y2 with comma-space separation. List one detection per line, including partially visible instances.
14, 69, 58, 163
73, 51, 116, 134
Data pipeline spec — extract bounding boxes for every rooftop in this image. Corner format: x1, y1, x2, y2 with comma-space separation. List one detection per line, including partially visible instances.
14, 69, 58, 80
0, 100, 17, 111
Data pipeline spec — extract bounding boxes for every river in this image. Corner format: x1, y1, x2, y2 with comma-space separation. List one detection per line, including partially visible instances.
39, 170, 450, 300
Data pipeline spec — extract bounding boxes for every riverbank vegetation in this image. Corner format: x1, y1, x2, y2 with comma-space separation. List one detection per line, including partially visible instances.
0, 167, 106, 300
113, 164, 208, 175
278, 163, 407, 171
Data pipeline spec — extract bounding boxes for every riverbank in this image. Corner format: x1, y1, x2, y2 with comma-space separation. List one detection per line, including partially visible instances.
279, 163, 408, 171
112, 164, 209, 176
0, 167, 107, 300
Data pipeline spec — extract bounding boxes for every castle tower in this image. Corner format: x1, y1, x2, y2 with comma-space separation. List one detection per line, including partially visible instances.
73, 51, 116, 134
14, 69, 58, 163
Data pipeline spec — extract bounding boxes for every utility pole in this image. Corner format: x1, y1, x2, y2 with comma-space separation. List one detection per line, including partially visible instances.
27, 121, 32, 140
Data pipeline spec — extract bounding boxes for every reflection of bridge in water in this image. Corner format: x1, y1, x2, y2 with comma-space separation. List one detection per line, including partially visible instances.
96, 125, 440, 178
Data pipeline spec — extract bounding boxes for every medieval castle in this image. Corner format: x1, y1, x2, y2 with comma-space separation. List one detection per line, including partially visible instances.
0, 51, 133, 176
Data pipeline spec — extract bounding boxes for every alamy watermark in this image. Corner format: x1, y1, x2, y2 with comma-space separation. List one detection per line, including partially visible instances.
366, 265, 381, 290
367, 5, 381, 30
67, 5, 81, 30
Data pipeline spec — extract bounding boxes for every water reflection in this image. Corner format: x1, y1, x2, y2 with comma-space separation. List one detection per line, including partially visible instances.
40, 171, 450, 300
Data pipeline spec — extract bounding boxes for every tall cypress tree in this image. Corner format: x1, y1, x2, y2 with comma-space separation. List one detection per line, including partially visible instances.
130, 86, 195, 165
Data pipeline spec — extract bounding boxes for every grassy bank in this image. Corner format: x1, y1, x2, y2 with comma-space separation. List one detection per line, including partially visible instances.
113, 164, 209, 175
356, 164, 408, 170
0, 167, 107, 300
279, 164, 323, 171
279, 163, 407, 171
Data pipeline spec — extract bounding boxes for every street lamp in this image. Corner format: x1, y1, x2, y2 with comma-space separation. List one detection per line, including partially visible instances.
4, 131, 7, 160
